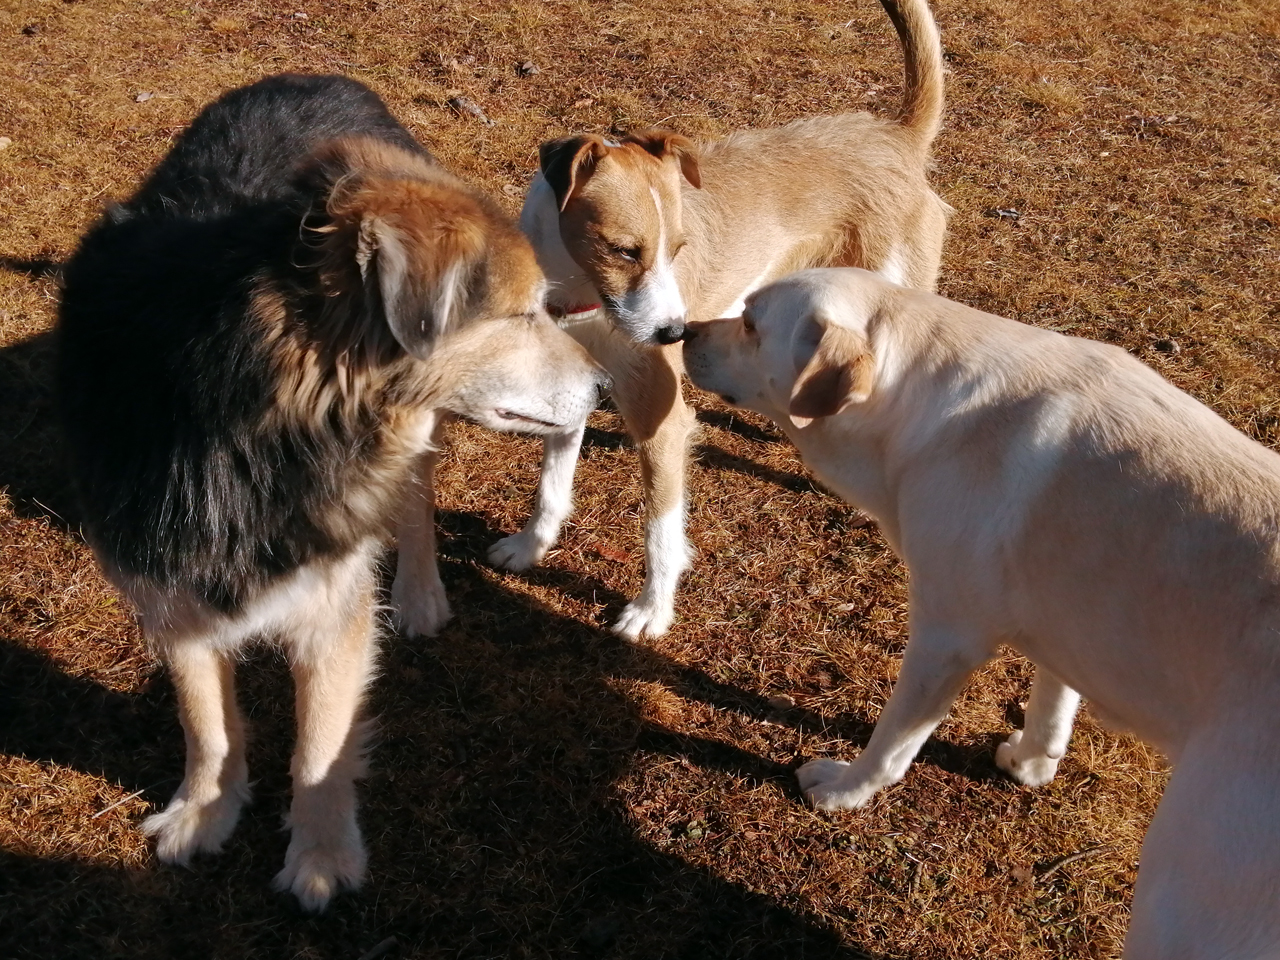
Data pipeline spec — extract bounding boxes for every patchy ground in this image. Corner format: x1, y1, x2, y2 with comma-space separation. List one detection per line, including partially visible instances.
1, 0, 1276, 957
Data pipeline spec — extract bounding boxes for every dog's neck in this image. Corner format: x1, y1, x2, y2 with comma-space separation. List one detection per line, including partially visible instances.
520, 173, 602, 315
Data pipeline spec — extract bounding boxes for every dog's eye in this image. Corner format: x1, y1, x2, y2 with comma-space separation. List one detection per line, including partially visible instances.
610, 244, 642, 263
671, 239, 687, 258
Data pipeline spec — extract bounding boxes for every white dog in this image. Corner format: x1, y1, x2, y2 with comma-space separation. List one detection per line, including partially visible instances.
683, 267, 1280, 959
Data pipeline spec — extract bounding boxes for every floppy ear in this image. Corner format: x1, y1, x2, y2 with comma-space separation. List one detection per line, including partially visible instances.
539, 135, 608, 212
625, 129, 702, 189
353, 208, 486, 360
787, 316, 875, 428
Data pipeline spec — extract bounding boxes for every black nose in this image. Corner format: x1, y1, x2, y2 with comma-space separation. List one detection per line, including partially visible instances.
595, 371, 613, 401
654, 323, 686, 345
679, 325, 698, 343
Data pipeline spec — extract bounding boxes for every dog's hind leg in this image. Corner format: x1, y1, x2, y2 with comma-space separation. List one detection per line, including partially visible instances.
995, 665, 1081, 787
797, 617, 991, 810
488, 419, 587, 571
274, 558, 379, 912
1124, 725, 1280, 959
611, 345, 696, 640
392, 419, 451, 638
142, 642, 250, 864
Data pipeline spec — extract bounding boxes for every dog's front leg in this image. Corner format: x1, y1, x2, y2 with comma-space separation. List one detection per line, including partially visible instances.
798, 619, 990, 810
995, 665, 1081, 787
142, 642, 250, 863
274, 586, 378, 912
392, 420, 451, 638
488, 420, 587, 571
612, 346, 696, 640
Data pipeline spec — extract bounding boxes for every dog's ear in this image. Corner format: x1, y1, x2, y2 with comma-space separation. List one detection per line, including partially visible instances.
625, 129, 702, 189
788, 314, 875, 428
539, 135, 609, 212
352, 206, 486, 359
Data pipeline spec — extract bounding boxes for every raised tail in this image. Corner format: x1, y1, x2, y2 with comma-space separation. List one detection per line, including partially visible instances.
878, 0, 945, 149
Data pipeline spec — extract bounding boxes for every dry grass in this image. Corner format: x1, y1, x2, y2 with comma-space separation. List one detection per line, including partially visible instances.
1, 0, 1277, 956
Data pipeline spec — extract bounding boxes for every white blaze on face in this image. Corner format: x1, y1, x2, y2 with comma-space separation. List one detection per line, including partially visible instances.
614, 186, 685, 340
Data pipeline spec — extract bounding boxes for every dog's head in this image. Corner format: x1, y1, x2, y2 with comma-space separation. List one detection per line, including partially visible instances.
422, 312, 610, 437
532, 130, 701, 346
302, 137, 546, 363
683, 269, 880, 431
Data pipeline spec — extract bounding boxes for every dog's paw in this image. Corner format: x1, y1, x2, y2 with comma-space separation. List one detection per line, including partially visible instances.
796, 758, 878, 811
273, 829, 367, 913
141, 782, 251, 865
994, 729, 1061, 787
488, 529, 550, 572
612, 593, 675, 640
391, 570, 451, 638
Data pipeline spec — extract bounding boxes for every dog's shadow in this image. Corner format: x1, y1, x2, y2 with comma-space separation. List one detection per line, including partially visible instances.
1, 255, 77, 527
0, 550, 888, 959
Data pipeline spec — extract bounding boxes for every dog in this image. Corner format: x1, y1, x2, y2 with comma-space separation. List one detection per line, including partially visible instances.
683, 267, 1280, 958
57, 74, 607, 911
490, 0, 950, 640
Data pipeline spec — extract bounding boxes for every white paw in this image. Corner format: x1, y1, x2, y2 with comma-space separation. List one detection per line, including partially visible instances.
391, 569, 451, 638
488, 529, 551, 572
995, 729, 1062, 787
141, 781, 251, 865
273, 823, 366, 913
796, 758, 878, 811
612, 593, 675, 640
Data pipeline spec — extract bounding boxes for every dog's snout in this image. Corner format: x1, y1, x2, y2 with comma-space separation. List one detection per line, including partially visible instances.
654, 323, 686, 345
678, 325, 698, 343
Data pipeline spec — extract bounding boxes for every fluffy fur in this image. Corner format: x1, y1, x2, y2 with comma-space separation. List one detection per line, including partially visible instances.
503, 0, 950, 639
684, 268, 1280, 959
58, 74, 605, 911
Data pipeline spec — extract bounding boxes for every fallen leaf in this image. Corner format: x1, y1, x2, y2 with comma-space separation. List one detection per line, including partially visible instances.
588, 541, 630, 563
135, 91, 154, 103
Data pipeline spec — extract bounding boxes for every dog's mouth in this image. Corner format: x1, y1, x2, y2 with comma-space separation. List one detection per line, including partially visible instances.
495, 408, 564, 429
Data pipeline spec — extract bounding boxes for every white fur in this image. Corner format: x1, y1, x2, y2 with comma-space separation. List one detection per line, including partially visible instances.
685, 267, 1280, 959
876, 245, 908, 287
488, 420, 586, 571
519, 173, 602, 311
610, 188, 687, 341
723, 260, 775, 318
613, 506, 690, 640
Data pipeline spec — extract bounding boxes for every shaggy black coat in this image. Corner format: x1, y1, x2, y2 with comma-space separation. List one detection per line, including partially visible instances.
57, 74, 433, 613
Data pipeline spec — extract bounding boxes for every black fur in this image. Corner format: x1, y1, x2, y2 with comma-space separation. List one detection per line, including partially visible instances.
57, 74, 432, 613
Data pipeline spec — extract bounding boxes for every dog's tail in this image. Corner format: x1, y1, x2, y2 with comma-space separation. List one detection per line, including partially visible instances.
879, 0, 945, 150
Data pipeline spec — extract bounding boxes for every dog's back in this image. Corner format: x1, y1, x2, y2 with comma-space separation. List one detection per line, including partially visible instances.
57, 75, 439, 611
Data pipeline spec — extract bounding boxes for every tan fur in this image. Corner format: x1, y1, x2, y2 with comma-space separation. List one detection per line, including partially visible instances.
513, 0, 948, 638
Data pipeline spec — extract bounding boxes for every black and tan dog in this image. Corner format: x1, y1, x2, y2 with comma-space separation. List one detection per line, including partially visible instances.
58, 74, 605, 910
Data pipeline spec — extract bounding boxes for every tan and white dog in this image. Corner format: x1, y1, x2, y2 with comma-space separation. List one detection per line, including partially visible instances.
683, 267, 1280, 959
500, 0, 950, 639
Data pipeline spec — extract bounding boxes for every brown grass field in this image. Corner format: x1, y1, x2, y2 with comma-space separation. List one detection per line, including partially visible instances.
1, 0, 1277, 956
